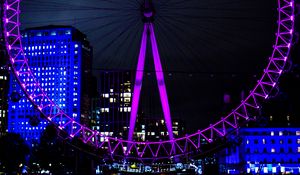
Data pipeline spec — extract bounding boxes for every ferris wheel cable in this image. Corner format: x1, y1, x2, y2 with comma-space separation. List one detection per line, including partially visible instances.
74, 15, 138, 31
91, 18, 139, 59
158, 14, 261, 52
154, 19, 207, 72
24, 0, 135, 11
94, 0, 141, 8
156, 16, 236, 68
163, 0, 265, 8
80, 16, 135, 34
154, 19, 202, 71
117, 23, 142, 69
158, 14, 273, 47
21, 7, 137, 13
107, 20, 141, 69
21, 13, 134, 25
159, 13, 273, 23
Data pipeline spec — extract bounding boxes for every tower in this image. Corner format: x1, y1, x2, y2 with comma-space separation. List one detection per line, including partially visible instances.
8, 25, 93, 144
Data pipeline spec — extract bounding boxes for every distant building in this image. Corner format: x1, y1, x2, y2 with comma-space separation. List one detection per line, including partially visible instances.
0, 37, 9, 137
0, 65, 9, 137
90, 70, 133, 138
135, 116, 186, 141
219, 115, 300, 174
8, 25, 93, 144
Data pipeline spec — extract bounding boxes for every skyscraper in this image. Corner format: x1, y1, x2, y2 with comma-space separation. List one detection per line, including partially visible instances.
8, 25, 93, 144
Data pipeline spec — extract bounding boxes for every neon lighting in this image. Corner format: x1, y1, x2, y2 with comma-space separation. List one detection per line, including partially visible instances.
2, 0, 294, 160
128, 24, 148, 142
128, 23, 174, 141
149, 23, 174, 140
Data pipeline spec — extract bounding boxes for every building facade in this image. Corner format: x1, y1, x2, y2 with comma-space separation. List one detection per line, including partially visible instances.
0, 37, 9, 137
219, 126, 300, 174
135, 116, 186, 141
90, 70, 133, 138
0, 6, 9, 136
8, 25, 93, 144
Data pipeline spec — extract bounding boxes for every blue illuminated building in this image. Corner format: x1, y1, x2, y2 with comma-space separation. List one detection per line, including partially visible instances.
219, 126, 300, 174
8, 25, 93, 145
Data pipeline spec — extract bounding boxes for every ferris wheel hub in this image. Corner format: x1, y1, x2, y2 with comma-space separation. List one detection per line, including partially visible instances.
142, 0, 155, 22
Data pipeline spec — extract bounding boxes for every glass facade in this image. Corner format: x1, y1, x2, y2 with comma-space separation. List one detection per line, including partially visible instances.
8, 26, 92, 144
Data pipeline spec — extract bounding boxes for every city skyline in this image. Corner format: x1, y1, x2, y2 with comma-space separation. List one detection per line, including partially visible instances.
20, 0, 281, 131
0, 0, 299, 174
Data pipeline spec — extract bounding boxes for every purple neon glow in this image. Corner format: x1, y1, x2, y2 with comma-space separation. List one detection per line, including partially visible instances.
128, 23, 174, 141
3, 0, 294, 160
149, 23, 174, 140
128, 24, 148, 142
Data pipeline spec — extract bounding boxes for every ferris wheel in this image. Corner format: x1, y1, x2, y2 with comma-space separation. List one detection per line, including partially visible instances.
2, 0, 295, 161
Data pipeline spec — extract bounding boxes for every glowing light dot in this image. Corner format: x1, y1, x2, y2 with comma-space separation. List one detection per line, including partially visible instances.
279, 70, 283, 74
6, 5, 9, 10
8, 45, 11, 50
291, 16, 294, 21
70, 134, 74, 138
5, 18, 8, 23
273, 82, 276, 87
265, 95, 269, 99
290, 29, 293, 34
287, 43, 291, 48
290, 2, 293, 6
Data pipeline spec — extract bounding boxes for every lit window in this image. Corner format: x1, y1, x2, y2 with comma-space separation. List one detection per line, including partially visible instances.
271, 131, 274, 136
271, 148, 276, 153
263, 167, 268, 173
296, 131, 300, 136
272, 167, 277, 173
262, 139, 266, 144
298, 147, 300, 153
298, 139, 300, 144
280, 140, 284, 144
279, 131, 283, 136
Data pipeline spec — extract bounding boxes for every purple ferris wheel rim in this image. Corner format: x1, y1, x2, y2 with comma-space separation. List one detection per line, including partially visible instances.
2, 0, 295, 160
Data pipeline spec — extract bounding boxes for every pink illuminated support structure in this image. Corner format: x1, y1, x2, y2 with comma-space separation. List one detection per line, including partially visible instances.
2, 0, 295, 161
128, 21, 174, 142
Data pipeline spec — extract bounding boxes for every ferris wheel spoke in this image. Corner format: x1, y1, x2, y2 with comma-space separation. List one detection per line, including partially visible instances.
91, 18, 139, 61
155, 19, 204, 71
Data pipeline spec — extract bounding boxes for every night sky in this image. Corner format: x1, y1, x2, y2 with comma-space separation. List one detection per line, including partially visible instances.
21, 0, 279, 132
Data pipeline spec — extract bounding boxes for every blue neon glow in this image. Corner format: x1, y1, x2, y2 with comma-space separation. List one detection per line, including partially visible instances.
8, 26, 89, 145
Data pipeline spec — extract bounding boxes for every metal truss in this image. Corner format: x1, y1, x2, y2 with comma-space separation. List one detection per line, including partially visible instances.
2, 0, 294, 160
